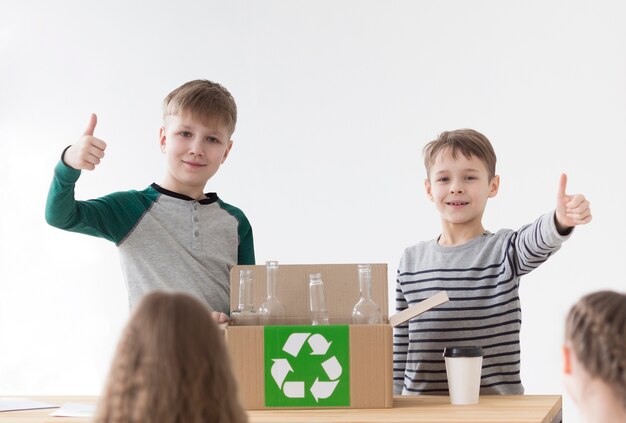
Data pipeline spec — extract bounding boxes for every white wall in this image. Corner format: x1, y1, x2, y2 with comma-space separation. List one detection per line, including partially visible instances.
1, 1, 624, 421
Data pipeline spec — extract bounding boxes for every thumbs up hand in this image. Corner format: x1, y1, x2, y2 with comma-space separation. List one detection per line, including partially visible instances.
63, 113, 107, 171
555, 173, 592, 233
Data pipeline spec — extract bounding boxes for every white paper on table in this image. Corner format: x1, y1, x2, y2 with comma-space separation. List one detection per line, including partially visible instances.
0, 397, 58, 412
49, 402, 96, 417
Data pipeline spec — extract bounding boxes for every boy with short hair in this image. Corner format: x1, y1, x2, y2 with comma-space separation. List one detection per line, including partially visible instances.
393, 129, 591, 395
45, 80, 254, 322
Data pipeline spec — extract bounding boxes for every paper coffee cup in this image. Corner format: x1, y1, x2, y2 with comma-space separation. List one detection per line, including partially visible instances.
443, 346, 483, 405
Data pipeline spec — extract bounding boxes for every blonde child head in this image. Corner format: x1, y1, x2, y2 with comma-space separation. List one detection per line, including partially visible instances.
163, 79, 237, 137
95, 291, 247, 423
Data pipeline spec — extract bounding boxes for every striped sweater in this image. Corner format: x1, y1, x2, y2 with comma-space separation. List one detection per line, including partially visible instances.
393, 212, 571, 395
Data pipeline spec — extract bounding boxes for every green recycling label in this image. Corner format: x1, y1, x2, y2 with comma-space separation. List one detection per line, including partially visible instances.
264, 325, 350, 407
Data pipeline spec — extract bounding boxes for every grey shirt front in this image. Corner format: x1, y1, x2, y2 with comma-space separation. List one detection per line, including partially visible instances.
393, 212, 571, 395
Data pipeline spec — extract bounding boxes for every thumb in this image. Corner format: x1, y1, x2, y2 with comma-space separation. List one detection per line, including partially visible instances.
558, 173, 568, 199
83, 113, 97, 136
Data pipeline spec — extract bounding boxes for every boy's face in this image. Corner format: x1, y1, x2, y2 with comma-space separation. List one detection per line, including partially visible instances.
159, 113, 233, 199
425, 149, 499, 227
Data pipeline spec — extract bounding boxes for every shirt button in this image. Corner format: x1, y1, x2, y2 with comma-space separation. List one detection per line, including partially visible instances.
194, 231, 199, 237
193, 203, 198, 210
193, 216, 199, 222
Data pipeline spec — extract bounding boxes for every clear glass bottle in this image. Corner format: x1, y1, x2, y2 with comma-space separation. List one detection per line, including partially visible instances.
231, 269, 258, 326
309, 273, 330, 325
352, 264, 382, 324
258, 261, 285, 324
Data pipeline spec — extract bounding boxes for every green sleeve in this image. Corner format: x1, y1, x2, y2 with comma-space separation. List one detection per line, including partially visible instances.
217, 200, 256, 265
237, 216, 255, 265
45, 159, 158, 245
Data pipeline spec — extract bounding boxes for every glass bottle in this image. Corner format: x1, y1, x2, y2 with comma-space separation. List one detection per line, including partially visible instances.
231, 269, 258, 326
352, 264, 382, 324
258, 261, 285, 324
309, 273, 330, 325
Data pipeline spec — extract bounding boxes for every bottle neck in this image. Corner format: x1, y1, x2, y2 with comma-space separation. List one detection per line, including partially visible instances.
359, 270, 373, 301
266, 267, 277, 298
238, 276, 254, 310
309, 280, 328, 313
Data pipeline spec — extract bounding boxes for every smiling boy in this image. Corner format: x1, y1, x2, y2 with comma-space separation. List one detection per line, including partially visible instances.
45, 80, 254, 321
160, 113, 232, 199
393, 129, 591, 395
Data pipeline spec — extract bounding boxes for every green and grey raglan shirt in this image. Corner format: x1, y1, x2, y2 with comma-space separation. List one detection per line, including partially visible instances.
393, 213, 571, 396
45, 160, 255, 313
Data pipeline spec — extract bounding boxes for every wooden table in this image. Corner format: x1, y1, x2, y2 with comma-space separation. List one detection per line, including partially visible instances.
0, 395, 562, 423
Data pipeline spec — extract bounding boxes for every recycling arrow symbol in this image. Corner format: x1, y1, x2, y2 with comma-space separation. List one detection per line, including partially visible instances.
270, 332, 343, 402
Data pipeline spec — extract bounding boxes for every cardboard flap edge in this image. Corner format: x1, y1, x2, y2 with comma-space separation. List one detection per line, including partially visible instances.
388, 291, 449, 327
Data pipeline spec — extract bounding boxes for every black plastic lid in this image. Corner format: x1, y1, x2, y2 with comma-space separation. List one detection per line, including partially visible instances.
443, 346, 483, 358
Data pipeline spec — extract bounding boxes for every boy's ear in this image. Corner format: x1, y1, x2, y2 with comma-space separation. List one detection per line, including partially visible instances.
424, 179, 434, 201
159, 127, 167, 153
488, 175, 500, 198
220, 140, 234, 164
562, 345, 572, 375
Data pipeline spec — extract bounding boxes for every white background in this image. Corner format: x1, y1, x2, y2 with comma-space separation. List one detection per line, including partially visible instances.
1, 1, 625, 422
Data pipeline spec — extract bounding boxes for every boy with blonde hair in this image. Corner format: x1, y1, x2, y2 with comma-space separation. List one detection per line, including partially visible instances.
394, 129, 591, 395
46, 80, 254, 321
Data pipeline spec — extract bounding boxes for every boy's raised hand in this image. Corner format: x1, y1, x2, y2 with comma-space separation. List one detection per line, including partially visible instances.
63, 113, 107, 171
555, 173, 592, 232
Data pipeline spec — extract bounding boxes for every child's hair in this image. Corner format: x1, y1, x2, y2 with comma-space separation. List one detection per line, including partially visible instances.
565, 290, 626, 409
94, 291, 248, 423
423, 129, 497, 179
162, 79, 237, 136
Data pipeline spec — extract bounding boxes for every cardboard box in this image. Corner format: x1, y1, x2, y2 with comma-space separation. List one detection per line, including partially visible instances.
225, 263, 449, 410
226, 263, 390, 409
